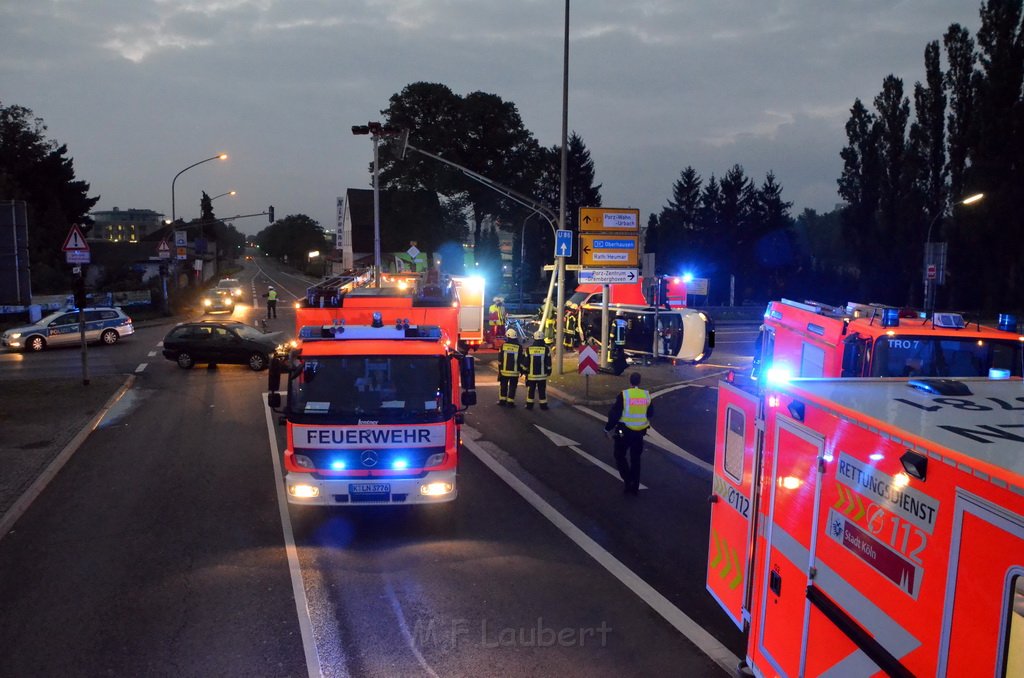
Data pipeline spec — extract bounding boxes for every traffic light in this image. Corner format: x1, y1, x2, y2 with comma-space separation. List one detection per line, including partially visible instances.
268, 205, 275, 223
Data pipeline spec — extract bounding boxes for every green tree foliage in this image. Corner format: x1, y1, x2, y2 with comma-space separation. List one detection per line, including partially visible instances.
531, 132, 602, 290
657, 166, 702, 273
951, 0, 1024, 310
379, 189, 468, 258
377, 82, 545, 247
0, 102, 98, 292
837, 2, 1023, 312
254, 214, 327, 273
653, 166, 795, 303
838, 98, 883, 297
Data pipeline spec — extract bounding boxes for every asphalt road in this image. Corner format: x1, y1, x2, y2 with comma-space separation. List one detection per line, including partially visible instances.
0, 260, 760, 677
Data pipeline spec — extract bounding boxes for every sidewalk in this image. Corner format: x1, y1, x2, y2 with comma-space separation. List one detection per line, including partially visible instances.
0, 374, 133, 537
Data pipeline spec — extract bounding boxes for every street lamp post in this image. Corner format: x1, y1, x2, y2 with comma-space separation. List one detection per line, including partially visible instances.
352, 123, 402, 286
210, 190, 237, 202
171, 153, 228, 223
923, 192, 983, 314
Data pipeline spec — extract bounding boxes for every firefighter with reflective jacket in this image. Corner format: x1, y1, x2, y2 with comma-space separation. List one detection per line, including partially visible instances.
563, 310, 579, 349
604, 372, 654, 495
488, 297, 506, 348
520, 331, 552, 410
498, 328, 523, 407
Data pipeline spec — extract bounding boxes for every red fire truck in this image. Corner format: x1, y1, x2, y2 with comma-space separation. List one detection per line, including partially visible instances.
267, 278, 476, 506
752, 299, 1024, 381
708, 375, 1024, 676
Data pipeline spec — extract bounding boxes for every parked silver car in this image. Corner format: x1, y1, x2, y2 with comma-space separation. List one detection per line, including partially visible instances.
1, 307, 135, 352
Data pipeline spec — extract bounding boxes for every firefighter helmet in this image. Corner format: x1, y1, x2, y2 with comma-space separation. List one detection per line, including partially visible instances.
505, 328, 517, 340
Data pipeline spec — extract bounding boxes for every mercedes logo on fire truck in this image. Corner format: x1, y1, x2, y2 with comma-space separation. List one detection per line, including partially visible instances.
360, 450, 379, 468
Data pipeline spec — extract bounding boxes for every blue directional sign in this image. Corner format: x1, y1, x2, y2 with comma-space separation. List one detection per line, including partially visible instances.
555, 229, 573, 258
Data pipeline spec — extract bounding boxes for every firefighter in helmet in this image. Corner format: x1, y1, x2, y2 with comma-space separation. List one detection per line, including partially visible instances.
520, 330, 552, 410
488, 296, 507, 348
498, 327, 523, 407
563, 309, 579, 350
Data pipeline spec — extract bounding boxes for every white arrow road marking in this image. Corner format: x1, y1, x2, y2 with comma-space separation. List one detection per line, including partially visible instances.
574, 400, 713, 475
534, 425, 647, 489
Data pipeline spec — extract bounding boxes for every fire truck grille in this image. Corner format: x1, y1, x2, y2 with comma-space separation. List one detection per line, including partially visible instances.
300, 447, 444, 472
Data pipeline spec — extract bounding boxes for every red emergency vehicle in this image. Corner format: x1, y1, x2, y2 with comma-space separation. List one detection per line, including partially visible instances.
450, 275, 485, 350
708, 375, 1024, 676
753, 299, 1024, 380
566, 276, 688, 311
267, 278, 476, 506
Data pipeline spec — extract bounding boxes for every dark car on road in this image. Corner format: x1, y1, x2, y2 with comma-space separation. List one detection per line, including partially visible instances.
162, 320, 285, 371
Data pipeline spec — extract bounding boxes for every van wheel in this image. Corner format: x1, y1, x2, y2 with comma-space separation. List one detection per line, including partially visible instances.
176, 352, 195, 369
248, 352, 268, 371
100, 329, 119, 345
27, 335, 46, 352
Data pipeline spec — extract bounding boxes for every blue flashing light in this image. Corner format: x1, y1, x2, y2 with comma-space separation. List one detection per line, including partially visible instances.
392, 458, 409, 470
682, 272, 694, 283
998, 313, 1018, 332
766, 365, 794, 385
881, 307, 900, 328
330, 460, 346, 470
989, 368, 1011, 380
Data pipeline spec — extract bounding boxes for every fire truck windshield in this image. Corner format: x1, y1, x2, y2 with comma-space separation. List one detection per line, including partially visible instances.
288, 355, 449, 423
870, 335, 1023, 378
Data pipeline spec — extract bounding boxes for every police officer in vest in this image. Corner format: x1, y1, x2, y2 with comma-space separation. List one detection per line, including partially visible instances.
604, 372, 654, 495
498, 328, 522, 407
520, 330, 552, 410
264, 285, 278, 319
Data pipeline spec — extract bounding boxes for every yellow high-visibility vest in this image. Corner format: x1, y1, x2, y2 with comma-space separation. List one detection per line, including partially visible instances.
620, 387, 651, 431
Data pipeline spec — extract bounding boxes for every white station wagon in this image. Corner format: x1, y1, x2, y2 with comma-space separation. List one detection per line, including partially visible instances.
1, 307, 135, 352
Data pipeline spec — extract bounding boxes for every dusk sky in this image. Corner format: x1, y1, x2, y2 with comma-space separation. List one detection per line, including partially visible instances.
1, 1, 982, 236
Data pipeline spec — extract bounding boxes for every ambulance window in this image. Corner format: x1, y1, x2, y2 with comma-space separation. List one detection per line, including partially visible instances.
800, 343, 825, 377
724, 407, 745, 483
1003, 575, 1024, 676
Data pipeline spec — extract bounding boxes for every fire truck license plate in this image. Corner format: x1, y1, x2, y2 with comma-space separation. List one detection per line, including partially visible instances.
350, 483, 390, 494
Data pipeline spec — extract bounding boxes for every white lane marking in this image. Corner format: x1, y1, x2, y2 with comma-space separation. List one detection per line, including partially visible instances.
0, 376, 135, 542
134, 363, 148, 373
264, 393, 325, 678
462, 432, 740, 675
384, 578, 441, 678
534, 425, 647, 489
148, 350, 158, 357
574, 401, 713, 475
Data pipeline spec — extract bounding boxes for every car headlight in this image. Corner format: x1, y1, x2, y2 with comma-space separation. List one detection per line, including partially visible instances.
9, 332, 21, 339
203, 298, 212, 306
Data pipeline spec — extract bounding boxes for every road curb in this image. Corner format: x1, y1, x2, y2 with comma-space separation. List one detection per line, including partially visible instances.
0, 374, 136, 542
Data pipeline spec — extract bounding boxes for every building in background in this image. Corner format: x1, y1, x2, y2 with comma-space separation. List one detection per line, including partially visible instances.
90, 207, 165, 243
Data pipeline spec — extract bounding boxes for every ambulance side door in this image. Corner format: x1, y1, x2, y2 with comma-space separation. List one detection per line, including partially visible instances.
706, 381, 760, 630
940, 492, 1024, 675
